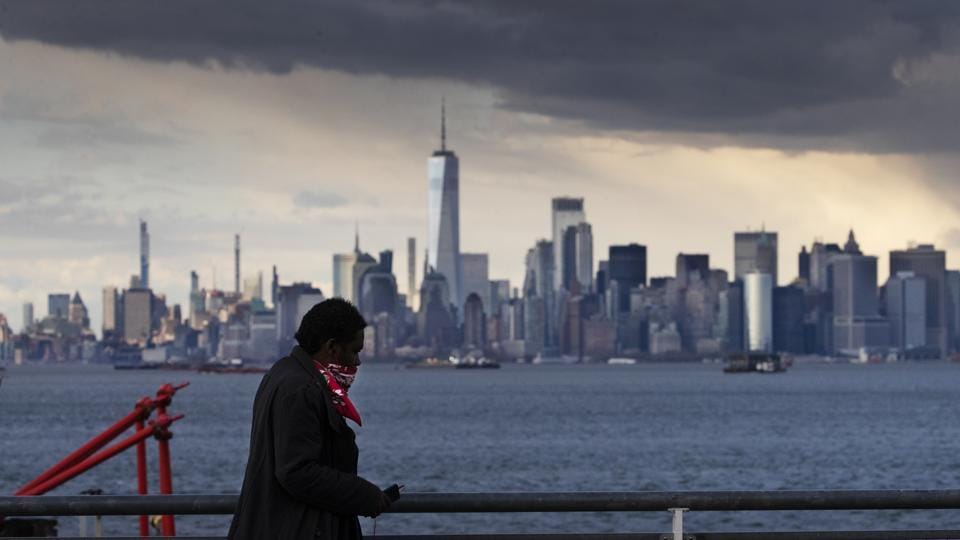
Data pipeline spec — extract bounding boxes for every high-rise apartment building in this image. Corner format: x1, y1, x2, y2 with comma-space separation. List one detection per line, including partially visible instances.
22, 302, 34, 332
427, 102, 462, 313
551, 197, 585, 291
734, 230, 778, 284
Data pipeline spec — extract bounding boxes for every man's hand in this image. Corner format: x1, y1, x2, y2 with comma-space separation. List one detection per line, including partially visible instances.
362, 490, 393, 518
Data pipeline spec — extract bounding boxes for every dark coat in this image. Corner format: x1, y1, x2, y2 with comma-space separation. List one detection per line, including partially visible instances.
228, 346, 384, 540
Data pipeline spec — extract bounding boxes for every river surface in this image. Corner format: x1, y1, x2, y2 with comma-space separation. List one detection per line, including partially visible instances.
3, 361, 960, 536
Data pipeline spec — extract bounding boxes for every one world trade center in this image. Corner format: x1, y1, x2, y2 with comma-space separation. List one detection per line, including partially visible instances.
427, 102, 462, 315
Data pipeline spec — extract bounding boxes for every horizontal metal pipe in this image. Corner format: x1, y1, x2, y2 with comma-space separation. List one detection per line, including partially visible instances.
8, 532, 960, 540
5, 490, 960, 517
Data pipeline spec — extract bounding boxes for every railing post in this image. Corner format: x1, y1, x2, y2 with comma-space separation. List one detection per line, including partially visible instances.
669, 507, 687, 540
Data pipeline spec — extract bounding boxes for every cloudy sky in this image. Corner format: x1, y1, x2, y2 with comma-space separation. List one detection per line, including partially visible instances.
3, 1, 960, 334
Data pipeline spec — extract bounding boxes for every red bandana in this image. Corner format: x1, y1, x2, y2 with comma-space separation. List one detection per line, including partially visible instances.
312, 360, 362, 426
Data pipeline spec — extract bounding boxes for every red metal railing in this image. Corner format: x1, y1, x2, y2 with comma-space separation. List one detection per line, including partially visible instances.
11, 382, 188, 537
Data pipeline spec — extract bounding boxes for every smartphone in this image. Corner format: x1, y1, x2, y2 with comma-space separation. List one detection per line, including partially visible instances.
384, 483, 404, 502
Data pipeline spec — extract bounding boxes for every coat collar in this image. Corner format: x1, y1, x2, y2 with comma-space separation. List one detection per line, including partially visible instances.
291, 345, 323, 383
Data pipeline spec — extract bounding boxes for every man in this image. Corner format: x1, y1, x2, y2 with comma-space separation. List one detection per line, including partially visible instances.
229, 298, 392, 539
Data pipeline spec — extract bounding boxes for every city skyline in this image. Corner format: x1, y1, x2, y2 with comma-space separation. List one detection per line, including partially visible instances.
5, 3, 960, 334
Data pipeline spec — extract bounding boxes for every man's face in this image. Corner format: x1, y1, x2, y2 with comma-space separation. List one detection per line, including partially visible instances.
332, 329, 364, 367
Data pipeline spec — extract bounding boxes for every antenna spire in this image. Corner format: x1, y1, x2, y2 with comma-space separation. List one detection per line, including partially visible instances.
441, 98, 446, 152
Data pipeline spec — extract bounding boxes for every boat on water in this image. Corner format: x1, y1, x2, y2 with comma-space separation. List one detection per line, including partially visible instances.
723, 353, 788, 374
607, 357, 637, 365
532, 353, 579, 365
407, 352, 501, 369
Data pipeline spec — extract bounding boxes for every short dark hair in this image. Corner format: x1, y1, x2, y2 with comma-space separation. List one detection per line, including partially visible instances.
294, 298, 367, 355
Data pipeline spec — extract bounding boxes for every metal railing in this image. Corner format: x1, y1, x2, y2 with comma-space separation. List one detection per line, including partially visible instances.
4, 490, 960, 539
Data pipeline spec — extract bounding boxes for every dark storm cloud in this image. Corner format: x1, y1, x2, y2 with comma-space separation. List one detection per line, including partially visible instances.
4, 1, 960, 152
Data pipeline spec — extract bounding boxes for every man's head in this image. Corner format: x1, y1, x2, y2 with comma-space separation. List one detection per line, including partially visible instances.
295, 298, 367, 367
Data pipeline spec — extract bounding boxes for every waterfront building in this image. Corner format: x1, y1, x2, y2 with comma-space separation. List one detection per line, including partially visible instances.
608, 244, 647, 313
832, 246, 888, 355
744, 271, 773, 353
773, 285, 806, 353
47, 293, 70, 319
427, 103, 462, 313
123, 288, 153, 346
551, 197, 586, 291
890, 244, 948, 356
885, 271, 926, 352
139, 219, 150, 289
734, 230, 778, 284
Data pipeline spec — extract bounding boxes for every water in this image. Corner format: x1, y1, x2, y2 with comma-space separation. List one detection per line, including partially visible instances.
3, 361, 960, 536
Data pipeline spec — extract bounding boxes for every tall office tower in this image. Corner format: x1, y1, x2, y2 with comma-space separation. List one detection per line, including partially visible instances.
271, 266, 279, 308
561, 222, 593, 293
243, 274, 264, 302
734, 230, 778, 284
139, 219, 150, 289
275, 283, 325, 353
743, 271, 773, 352
123, 288, 153, 346
676, 253, 710, 287
461, 253, 490, 312
832, 252, 887, 354
773, 285, 806, 353
890, 244, 947, 355
332, 250, 358, 302
947, 270, 960, 352
885, 271, 926, 351
407, 237, 417, 310
48, 293, 70, 319
234, 234, 241, 294
68, 292, 89, 328
607, 244, 647, 313
798, 246, 811, 283
427, 101, 462, 313
524, 240, 555, 349
551, 197, 585, 291
103, 287, 119, 336
22, 302, 34, 332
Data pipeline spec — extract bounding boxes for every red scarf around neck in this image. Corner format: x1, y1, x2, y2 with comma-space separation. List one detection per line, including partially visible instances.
312, 360, 362, 426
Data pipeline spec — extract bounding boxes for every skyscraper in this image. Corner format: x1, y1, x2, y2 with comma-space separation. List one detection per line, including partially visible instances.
103, 286, 119, 336
22, 302, 34, 332
561, 222, 593, 293
832, 251, 887, 354
551, 197, 585, 291
608, 244, 647, 313
885, 271, 926, 351
407, 237, 417, 310
48, 293, 70, 319
461, 253, 490, 312
676, 253, 710, 287
234, 234, 241, 294
123, 288, 153, 346
744, 271, 773, 353
139, 219, 150, 289
890, 244, 947, 355
734, 230, 778, 284
427, 101, 462, 313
